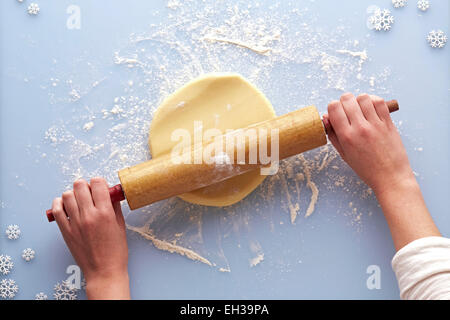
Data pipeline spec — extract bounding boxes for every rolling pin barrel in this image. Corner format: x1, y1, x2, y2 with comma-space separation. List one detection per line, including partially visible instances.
119, 106, 328, 210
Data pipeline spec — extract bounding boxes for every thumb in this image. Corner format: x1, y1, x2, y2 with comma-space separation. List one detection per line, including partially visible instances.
112, 201, 125, 228
323, 114, 345, 159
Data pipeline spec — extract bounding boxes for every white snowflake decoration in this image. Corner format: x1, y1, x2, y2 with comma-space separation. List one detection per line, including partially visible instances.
0, 255, 14, 275
35, 292, 48, 300
427, 30, 447, 48
6, 224, 21, 240
53, 280, 78, 300
392, 0, 407, 8
22, 248, 35, 262
369, 9, 395, 31
417, 0, 430, 11
27, 3, 40, 15
0, 279, 19, 299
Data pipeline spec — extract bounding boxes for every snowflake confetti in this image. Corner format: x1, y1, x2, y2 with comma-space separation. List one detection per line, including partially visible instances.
35, 292, 48, 300
0, 279, 19, 299
27, 3, 40, 15
427, 30, 447, 48
417, 0, 430, 11
22, 248, 35, 262
5, 224, 21, 240
0, 255, 14, 275
53, 280, 78, 300
369, 9, 395, 31
392, 0, 407, 8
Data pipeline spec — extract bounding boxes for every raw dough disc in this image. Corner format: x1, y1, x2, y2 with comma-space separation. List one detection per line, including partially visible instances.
149, 73, 276, 206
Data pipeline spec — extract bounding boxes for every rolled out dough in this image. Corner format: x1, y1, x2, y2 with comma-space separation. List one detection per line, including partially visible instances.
149, 73, 276, 206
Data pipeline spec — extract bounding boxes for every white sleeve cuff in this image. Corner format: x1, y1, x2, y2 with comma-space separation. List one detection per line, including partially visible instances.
391, 236, 450, 300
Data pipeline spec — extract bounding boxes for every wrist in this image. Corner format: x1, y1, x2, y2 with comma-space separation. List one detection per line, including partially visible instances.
371, 167, 417, 197
373, 172, 441, 251
374, 174, 419, 202
86, 270, 130, 300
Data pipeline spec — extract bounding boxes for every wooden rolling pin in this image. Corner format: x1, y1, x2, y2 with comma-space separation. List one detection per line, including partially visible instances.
46, 100, 399, 221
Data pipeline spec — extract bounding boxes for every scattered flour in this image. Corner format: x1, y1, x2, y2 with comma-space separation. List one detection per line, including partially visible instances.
250, 253, 265, 267
127, 224, 213, 266
336, 49, 368, 72
249, 241, 265, 267
167, 0, 181, 10
175, 101, 186, 108
82, 121, 94, 131
201, 36, 272, 55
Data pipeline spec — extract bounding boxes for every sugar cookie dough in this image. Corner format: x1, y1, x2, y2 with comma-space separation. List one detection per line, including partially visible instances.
149, 73, 276, 206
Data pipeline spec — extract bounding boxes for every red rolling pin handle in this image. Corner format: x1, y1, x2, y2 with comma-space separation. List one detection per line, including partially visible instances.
46, 184, 125, 222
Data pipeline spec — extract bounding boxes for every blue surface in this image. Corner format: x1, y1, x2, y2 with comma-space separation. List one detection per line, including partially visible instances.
0, 0, 448, 299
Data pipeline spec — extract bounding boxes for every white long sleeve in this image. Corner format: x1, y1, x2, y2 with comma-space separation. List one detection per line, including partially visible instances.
391, 236, 450, 300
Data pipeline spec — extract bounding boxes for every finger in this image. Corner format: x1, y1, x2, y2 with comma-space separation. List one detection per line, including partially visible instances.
328, 130, 345, 158
52, 197, 70, 233
90, 177, 113, 211
113, 201, 125, 227
324, 115, 345, 157
73, 179, 94, 214
370, 95, 391, 122
356, 94, 379, 122
327, 100, 350, 136
322, 114, 332, 134
340, 92, 365, 125
62, 191, 80, 224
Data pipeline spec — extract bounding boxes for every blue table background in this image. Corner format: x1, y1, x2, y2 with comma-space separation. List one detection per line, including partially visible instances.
0, 0, 448, 299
